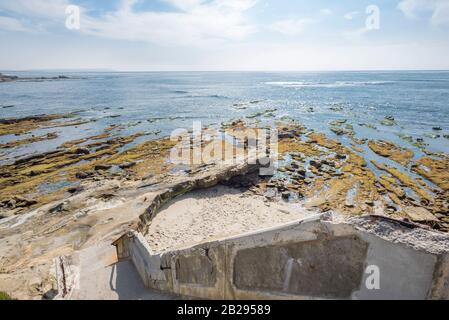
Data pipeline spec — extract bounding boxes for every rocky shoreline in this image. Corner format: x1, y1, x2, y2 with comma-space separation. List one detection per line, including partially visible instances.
0, 113, 447, 226
0, 113, 448, 299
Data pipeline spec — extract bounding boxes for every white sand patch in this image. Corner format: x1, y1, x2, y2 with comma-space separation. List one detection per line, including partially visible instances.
146, 185, 312, 253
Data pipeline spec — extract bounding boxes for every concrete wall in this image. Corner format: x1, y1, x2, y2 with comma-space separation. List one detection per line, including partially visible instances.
115, 215, 449, 300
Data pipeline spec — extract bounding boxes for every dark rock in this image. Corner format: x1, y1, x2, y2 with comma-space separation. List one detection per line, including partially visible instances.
98, 193, 115, 200
278, 132, 294, 139
27, 170, 44, 177
322, 160, 335, 167
94, 164, 112, 171
432, 127, 442, 131
4, 196, 37, 209
332, 172, 344, 177
67, 186, 83, 194
13, 150, 60, 165
291, 162, 300, 169
1, 198, 16, 209
223, 172, 260, 189
344, 200, 355, 208
74, 148, 90, 155
304, 178, 313, 185
49, 202, 69, 214
291, 174, 305, 182
119, 162, 136, 169
296, 169, 307, 177
276, 184, 288, 192
42, 289, 58, 300
386, 204, 397, 212
95, 145, 110, 152
330, 127, 348, 136
75, 171, 94, 179
310, 160, 322, 169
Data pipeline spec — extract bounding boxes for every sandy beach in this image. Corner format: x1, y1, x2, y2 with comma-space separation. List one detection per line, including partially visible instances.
146, 185, 310, 253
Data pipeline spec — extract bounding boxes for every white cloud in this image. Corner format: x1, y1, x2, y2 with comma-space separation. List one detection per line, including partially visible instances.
0, 16, 33, 33
82, 0, 258, 46
0, 0, 259, 45
0, 0, 69, 20
344, 11, 359, 20
269, 18, 314, 36
398, 0, 449, 26
0, 0, 70, 33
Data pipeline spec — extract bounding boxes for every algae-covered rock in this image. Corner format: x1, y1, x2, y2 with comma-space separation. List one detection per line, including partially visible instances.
368, 140, 414, 166
380, 116, 397, 126
412, 157, 449, 191
396, 133, 413, 143
360, 123, 378, 130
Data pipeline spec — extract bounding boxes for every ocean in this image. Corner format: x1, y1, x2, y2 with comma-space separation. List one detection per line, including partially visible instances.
1, 71, 448, 165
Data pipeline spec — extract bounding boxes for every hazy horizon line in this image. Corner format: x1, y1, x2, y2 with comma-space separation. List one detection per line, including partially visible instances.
2, 68, 449, 73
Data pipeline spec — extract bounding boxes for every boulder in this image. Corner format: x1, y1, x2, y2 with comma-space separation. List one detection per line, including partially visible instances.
403, 206, 438, 223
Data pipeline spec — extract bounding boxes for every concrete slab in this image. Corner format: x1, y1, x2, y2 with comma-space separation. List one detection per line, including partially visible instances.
71, 243, 178, 300
116, 215, 449, 300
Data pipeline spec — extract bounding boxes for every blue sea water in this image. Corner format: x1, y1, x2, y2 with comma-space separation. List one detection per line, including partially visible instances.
1, 71, 448, 164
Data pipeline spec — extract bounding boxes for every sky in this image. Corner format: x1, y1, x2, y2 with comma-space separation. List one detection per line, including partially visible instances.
0, 0, 448, 71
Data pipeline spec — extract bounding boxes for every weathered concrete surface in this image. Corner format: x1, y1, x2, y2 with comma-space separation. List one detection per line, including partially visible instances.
115, 214, 449, 300
233, 236, 368, 298
352, 233, 436, 300
69, 243, 179, 300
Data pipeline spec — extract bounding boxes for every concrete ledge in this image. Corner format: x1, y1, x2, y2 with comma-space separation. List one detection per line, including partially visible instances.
114, 214, 449, 300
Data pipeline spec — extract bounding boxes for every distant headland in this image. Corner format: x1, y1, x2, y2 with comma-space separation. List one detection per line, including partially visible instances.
0, 72, 70, 82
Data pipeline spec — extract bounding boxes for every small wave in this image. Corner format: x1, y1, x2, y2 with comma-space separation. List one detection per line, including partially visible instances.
170, 90, 189, 94
182, 94, 230, 99
265, 81, 393, 88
